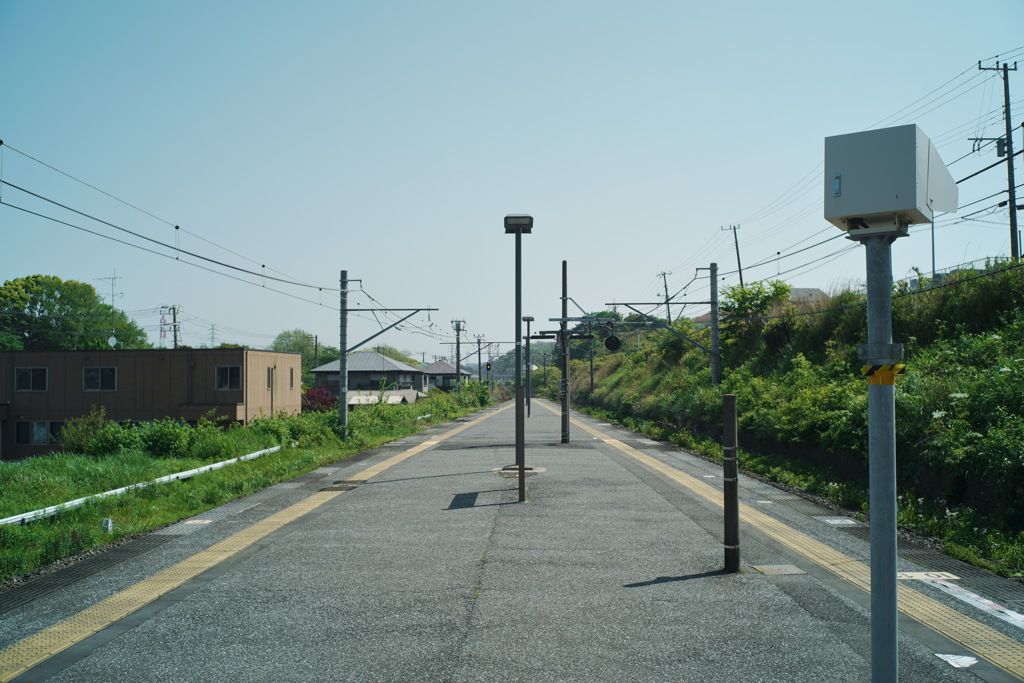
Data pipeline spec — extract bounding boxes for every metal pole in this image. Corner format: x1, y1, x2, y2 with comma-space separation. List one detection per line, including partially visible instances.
723, 394, 739, 572
454, 321, 462, 393
863, 235, 898, 683
525, 320, 532, 418
660, 270, 673, 323
589, 323, 594, 392
560, 260, 570, 444
477, 337, 483, 383
710, 262, 721, 385
339, 270, 349, 439
515, 231, 526, 502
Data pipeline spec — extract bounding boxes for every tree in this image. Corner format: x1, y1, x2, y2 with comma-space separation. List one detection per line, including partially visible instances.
0, 275, 149, 350
363, 345, 417, 365
718, 280, 792, 359
270, 329, 324, 384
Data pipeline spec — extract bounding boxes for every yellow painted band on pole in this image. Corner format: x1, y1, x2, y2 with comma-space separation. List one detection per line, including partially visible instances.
862, 364, 906, 379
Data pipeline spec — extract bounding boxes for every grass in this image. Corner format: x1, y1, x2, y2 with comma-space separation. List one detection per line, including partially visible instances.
0, 389, 495, 585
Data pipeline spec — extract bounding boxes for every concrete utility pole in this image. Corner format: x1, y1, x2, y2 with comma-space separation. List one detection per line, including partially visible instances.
710, 263, 721, 384
722, 225, 744, 287
658, 271, 673, 322
171, 305, 180, 349
560, 260, 570, 444
339, 270, 349, 439
979, 60, 1019, 259
452, 320, 465, 392
476, 335, 484, 383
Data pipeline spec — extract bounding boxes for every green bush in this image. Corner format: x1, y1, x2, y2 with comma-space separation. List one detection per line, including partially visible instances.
136, 418, 193, 458
57, 406, 109, 455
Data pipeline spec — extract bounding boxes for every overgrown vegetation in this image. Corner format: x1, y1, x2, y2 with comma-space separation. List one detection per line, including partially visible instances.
0, 384, 494, 584
570, 261, 1024, 578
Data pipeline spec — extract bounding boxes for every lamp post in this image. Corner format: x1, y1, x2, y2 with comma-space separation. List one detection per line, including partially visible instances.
523, 316, 534, 417
506, 214, 532, 502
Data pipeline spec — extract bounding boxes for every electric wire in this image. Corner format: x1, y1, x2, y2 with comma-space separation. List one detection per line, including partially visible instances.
0, 180, 340, 292
0, 201, 338, 311
1, 142, 310, 285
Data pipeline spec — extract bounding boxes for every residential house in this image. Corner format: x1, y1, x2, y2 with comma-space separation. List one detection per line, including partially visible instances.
0, 348, 302, 460
310, 352, 427, 397
419, 360, 471, 391
789, 287, 828, 308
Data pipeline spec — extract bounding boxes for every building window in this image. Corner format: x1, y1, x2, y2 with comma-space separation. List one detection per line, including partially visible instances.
83, 367, 117, 392
16, 421, 50, 445
49, 422, 65, 443
267, 367, 273, 390
15, 367, 47, 392
216, 365, 241, 391
289, 367, 294, 389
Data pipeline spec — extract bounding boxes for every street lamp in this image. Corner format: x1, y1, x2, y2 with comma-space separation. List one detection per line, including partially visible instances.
506, 214, 532, 502
523, 316, 534, 417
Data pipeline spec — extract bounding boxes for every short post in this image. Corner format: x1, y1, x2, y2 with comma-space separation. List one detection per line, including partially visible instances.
723, 394, 740, 572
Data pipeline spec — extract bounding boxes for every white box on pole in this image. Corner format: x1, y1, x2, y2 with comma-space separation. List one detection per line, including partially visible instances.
824, 124, 958, 231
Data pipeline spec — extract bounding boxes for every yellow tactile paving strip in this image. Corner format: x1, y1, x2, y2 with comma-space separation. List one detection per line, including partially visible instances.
561, 407, 1024, 679
0, 404, 510, 682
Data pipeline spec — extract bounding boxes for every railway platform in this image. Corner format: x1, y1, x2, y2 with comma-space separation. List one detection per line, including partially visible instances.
2, 399, 1023, 682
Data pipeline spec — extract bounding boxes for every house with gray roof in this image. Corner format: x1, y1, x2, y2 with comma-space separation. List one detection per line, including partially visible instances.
419, 360, 471, 391
310, 351, 427, 397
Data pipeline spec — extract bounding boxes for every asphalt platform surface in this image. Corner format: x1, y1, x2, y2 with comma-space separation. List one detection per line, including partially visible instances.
2, 399, 1018, 682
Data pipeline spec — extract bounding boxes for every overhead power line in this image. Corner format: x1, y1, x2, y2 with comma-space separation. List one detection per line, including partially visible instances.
0, 180, 340, 292
0, 201, 337, 311
0, 142, 309, 286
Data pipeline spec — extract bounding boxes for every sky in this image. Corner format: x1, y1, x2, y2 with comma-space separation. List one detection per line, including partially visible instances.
2, 1, 1023, 365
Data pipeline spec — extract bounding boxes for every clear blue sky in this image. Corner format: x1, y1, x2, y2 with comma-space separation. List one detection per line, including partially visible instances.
2, 1, 1022, 362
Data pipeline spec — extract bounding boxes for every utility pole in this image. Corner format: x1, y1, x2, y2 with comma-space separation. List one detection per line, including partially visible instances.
722, 225, 745, 287
710, 263, 721, 384
476, 335, 484, 383
339, 271, 349, 438
979, 60, 1019, 259
95, 270, 122, 337
165, 305, 180, 349
658, 271, 673, 323
560, 260, 570, 443
452, 320, 465, 392
159, 306, 173, 347
210, 324, 215, 348
589, 323, 595, 391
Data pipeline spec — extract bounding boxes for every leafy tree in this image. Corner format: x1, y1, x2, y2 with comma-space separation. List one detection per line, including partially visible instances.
270, 329, 331, 384
719, 280, 792, 361
360, 345, 417, 365
0, 275, 150, 350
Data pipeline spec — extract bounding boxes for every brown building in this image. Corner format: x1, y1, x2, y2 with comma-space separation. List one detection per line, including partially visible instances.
0, 348, 302, 460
